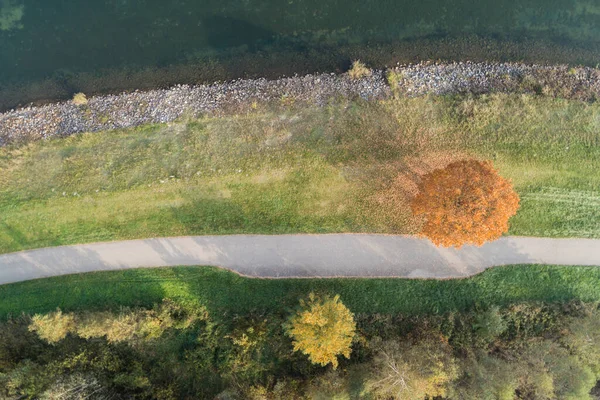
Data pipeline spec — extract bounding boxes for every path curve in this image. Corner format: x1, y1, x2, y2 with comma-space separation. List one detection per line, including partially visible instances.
1, 235, 600, 285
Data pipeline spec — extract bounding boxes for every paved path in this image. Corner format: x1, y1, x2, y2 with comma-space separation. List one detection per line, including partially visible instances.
0, 235, 599, 285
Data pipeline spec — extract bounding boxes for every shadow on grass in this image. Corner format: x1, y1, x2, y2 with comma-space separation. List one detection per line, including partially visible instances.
0, 268, 170, 319
169, 196, 250, 233
1, 264, 599, 320
0, 221, 29, 249
167, 188, 349, 235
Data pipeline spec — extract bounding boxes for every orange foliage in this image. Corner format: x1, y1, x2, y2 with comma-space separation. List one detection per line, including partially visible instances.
411, 159, 520, 248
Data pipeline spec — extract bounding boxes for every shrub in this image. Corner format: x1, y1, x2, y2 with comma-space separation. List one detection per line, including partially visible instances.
473, 306, 507, 343
450, 352, 519, 400
28, 310, 75, 344
285, 293, 356, 369
562, 304, 600, 376
520, 74, 543, 95
77, 310, 155, 343
72, 92, 88, 106
386, 70, 402, 92
76, 301, 205, 344
411, 159, 520, 247
348, 60, 371, 80
29, 300, 205, 346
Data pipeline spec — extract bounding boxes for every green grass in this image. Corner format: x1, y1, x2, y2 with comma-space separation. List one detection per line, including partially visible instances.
1, 265, 600, 320
1, 94, 599, 253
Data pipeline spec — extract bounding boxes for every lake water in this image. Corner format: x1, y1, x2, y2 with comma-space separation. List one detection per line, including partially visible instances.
1, 0, 600, 108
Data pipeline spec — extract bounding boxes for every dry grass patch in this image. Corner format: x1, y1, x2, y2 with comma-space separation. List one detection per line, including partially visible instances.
347, 60, 372, 80
366, 151, 470, 233
72, 92, 88, 106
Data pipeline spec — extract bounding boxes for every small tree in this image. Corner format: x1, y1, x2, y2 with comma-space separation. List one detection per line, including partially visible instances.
517, 341, 597, 400
449, 352, 519, 400
473, 306, 507, 343
411, 159, 520, 247
29, 310, 75, 344
364, 337, 458, 400
285, 293, 356, 369
40, 373, 108, 400
562, 305, 600, 376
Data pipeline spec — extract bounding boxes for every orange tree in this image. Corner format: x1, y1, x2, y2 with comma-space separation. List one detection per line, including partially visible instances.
285, 293, 356, 369
411, 159, 520, 248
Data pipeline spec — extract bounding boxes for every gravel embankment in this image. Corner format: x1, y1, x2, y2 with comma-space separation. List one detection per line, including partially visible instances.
0, 72, 389, 146
2, 62, 600, 146
394, 62, 600, 98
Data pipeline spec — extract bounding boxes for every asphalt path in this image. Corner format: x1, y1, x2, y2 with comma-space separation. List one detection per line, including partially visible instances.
1, 235, 600, 285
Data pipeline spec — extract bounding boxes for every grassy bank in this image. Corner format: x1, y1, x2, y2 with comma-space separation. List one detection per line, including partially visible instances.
1, 94, 599, 253
1, 264, 600, 319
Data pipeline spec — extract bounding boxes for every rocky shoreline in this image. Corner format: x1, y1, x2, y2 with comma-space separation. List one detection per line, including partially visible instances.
2, 62, 600, 146
0, 72, 390, 146
393, 62, 600, 99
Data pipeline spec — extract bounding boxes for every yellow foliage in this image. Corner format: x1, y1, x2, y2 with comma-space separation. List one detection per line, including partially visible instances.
28, 299, 206, 345
286, 293, 356, 369
29, 309, 76, 344
348, 60, 372, 80
72, 92, 88, 106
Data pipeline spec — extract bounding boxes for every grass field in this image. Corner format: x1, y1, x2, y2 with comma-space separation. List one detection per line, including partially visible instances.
1, 264, 600, 319
1, 94, 599, 253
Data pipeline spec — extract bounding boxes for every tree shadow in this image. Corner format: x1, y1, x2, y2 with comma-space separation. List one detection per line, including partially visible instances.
168, 196, 249, 234
0, 245, 170, 316
0, 221, 29, 249
428, 236, 536, 278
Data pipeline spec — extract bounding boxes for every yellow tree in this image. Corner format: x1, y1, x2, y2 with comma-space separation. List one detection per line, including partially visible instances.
285, 293, 356, 369
411, 159, 520, 248
29, 309, 76, 344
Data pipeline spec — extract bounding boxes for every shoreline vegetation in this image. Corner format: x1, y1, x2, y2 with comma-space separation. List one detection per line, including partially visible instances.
3, 61, 600, 146
2, 34, 600, 112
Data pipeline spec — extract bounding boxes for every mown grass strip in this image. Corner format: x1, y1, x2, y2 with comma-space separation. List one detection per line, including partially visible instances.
1, 265, 599, 320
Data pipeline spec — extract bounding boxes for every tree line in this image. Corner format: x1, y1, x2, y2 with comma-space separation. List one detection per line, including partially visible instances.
2, 295, 600, 399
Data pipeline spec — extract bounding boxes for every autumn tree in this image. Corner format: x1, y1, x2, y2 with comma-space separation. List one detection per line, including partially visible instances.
29, 309, 75, 344
29, 300, 205, 345
411, 159, 520, 247
285, 293, 356, 369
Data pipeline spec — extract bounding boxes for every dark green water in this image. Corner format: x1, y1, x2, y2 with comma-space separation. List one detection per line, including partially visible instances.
1, 0, 600, 107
